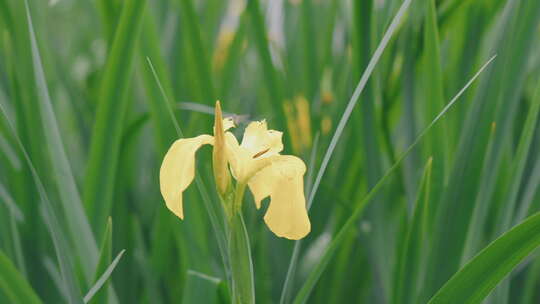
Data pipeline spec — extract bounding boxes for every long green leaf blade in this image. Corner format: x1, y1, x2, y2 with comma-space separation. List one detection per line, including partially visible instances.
89, 218, 113, 304
24, 0, 98, 280
0, 103, 84, 304
292, 55, 496, 304
181, 270, 222, 304
428, 211, 540, 304
392, 157, 432, 304
0, 250, 42, 304
83, 250, 126, 303
84, 0, 147, 236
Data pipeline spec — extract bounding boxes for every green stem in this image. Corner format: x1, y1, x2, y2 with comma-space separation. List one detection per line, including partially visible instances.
227, 183, 255, 304
233, 183, 247, 215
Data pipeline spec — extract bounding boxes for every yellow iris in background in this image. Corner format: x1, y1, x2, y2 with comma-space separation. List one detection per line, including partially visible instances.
160, 101, 311, 240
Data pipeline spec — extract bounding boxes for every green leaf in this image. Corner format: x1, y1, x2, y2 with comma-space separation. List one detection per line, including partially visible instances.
0, 102, 84, 304
246, 0, 284, 120
88, 218, 113, 304
0, 181, 24, 222
228, 213, 255, 304
489, 69, 540, 304
177, 0, 215, 104
292, 56, 495, 304
0, 250, 42, 304
428, 211, 540, 304
392, 158, 432, 304
84, 250, 126, 303
422, 0, 449, 205
181, 270, 222, 304
24, 0, 98, 281
83, 0, 147, 236
0, 134, 21, 170
139, 10, 177, 155
424, 0, 540, 298
461, 122, 498, 263
496, 77, 540, 234
146, 58, 229, 266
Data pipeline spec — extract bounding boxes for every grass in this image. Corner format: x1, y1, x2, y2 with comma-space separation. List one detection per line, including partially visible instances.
1, 0, 540, 303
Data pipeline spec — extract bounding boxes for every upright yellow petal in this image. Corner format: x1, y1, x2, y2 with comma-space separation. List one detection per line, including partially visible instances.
241, 120, 283, 157
223, 117, 235, 131
247, 155, 310, 239
160, 135, 213, 219
224, 132, 249, 180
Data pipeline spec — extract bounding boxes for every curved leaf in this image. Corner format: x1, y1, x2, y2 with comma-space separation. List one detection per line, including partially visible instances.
0, 251, 42, 304
428, 211, 540, 304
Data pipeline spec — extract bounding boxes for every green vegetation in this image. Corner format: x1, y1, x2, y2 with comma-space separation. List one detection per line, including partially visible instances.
1, 0, 540, 303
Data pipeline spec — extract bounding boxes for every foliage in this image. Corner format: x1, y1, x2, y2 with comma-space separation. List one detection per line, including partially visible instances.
1, 0, 540, 303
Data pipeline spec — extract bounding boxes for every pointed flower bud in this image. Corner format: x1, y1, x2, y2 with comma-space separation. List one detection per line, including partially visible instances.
213, 100, 230, 196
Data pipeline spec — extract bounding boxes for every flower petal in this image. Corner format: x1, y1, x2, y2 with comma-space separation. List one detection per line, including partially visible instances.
223, 117, 235, 131
241, 120, 283, 157
159, 135, 213, 219
248, 155, 310, 239
214, 117, 235, 133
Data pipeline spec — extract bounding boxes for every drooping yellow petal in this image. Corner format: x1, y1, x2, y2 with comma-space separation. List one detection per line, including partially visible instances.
160, 135, 213, 219
247, 155, 310, 240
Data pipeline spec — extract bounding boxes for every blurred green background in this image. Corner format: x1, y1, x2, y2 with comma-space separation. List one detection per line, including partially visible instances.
1, 0, 540, 303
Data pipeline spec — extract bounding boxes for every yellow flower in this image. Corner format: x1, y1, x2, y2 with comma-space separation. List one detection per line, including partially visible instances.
159, 102, 311, 240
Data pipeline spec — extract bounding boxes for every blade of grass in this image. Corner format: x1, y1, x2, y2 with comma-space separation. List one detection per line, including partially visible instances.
24, 0, 98, 280
0, 134, 21, 170
146, 57, 229, 271
427, 211, 540, 304
139, 10, 177, 155
515, 152, 540, 222
9, 211, 26, 277
43, 257, 69, 302
0, 181, 24, 222
281, 0, 411, 304
177, 0, 215, 104
83, 250, 126, 303
424, 0, 540, 298
280, 2, 413, 301
392, 157, 432, 304
218, 10, 248, 99
0, 250, 42, 304
490, 75, 540, 304
460, 122, 499, 264
520, 254, 540, 304
307, 0, 412, 211
422, 0, 449, 203
300, 0, 318, 99
292, 56, 495, 304
0, 103, 84, 304
84, 0, 147, 237
351, 0, 394, 295
495, 52, 540, 239
181, 270, 222, 304
246, 0, 284, 122
88, 218, 113, 304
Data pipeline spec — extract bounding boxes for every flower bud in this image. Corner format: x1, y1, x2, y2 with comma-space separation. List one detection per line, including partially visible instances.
213, 100, 230, 196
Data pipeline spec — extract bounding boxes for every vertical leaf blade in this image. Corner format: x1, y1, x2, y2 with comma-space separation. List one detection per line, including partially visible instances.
84, 0, 147, 236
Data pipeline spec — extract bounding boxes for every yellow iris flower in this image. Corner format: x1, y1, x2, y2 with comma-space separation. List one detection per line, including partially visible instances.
160, 101, 311, 240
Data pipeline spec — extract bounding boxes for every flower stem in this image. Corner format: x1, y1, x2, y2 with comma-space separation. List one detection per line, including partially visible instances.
233, 183, 247, 215
228, 183, 255, 304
